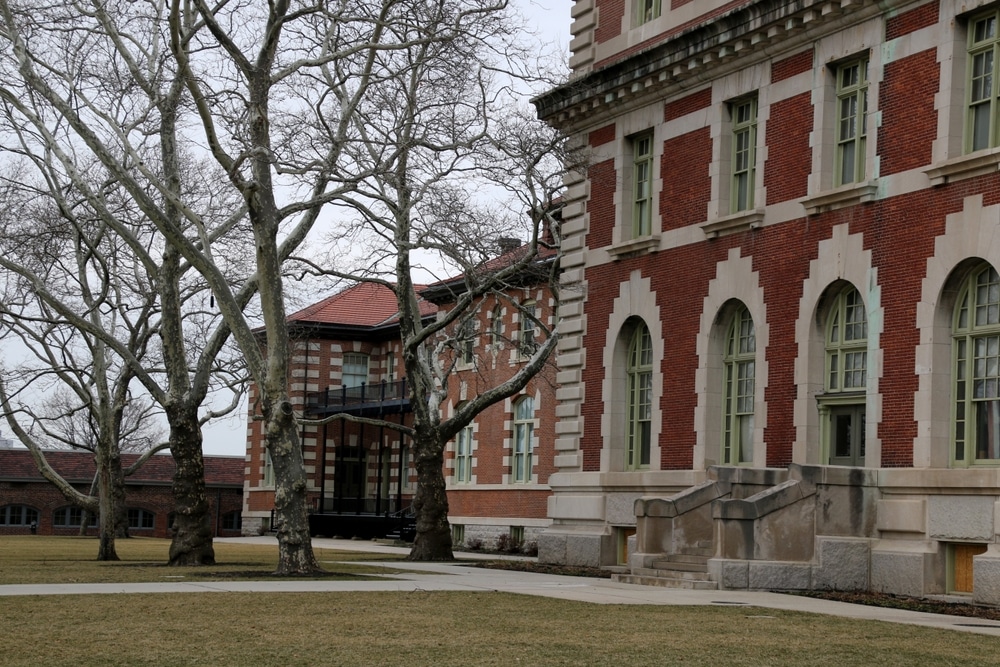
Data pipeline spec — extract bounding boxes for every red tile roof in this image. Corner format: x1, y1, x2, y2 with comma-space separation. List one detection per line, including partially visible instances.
287, 282, 436, 327
0, 449, 244, 487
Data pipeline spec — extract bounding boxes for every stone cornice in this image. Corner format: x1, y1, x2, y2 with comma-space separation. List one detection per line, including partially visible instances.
534, 0, 915, 130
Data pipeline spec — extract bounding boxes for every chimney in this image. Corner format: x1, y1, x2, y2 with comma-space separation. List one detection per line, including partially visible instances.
497, 237, 521, 255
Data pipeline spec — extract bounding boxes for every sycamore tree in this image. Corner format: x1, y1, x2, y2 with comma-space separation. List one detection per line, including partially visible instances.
298, 5, 570, 559
0, 189, 163, 560
0, 153, 247, 564
0, 0, 535, 572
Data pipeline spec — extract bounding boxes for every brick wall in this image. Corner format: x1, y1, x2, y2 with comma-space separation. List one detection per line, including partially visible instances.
764, 92, 813, 205
660, 127, 712, 232
885, 0, 939, 40
878, 48, 938, 176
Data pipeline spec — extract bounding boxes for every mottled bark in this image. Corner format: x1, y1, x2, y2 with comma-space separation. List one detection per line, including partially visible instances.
111, 453, 128, 539
95, 451, 119, 561
266, 405, 321, 575
407, 437, 453, 561
168, 407, 215, 566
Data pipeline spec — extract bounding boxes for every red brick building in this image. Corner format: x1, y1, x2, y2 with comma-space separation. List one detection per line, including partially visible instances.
241, 260, 557, 549
0, 447, 244, 538
534, 0, 1000, 602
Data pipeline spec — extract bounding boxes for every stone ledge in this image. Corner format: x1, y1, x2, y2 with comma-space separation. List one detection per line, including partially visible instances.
803, 181, 878, 215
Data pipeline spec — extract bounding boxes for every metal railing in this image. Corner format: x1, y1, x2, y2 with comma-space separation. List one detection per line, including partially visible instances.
304, 379, 409, 412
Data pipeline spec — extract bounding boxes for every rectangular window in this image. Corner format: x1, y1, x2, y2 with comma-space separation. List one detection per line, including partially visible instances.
127, 509, 154, 530
519, 302, 537, 356
455, 426, 473, 483
632, 133, 653, 237
835, 59, 869, 186
342, 353, 369, 388
459, 320, 474, 365
263, 450, 275, 487
386, 351, 396, 384
636, 0, 661, 25
731, 98, 757, 213
969, 12, 1000, 152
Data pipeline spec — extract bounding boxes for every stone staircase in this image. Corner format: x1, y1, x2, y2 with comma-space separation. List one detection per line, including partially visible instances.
614, 542, 718, 589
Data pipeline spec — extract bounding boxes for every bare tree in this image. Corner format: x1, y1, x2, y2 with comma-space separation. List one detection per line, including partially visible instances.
0, 190, 161, 559
297, 7, 570, 559
0, 150, 245, 565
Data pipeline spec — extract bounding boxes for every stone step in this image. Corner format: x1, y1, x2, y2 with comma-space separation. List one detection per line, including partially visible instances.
650, 556, 709, 573
614, 573, 718, 590
632, 566, 713, 581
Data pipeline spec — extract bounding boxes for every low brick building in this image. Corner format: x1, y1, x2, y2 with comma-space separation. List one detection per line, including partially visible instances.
0, 447, 244, 538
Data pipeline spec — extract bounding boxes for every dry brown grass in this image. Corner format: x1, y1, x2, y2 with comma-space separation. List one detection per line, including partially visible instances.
1, 591, 997, 666
0, 538, 997, 666
0, 536, 406, 584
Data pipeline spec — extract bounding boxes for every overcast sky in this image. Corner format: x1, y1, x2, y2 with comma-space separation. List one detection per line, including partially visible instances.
200, 0, 574, 457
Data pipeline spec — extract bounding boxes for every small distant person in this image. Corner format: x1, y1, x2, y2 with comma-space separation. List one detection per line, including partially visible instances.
29, 521, 37, 535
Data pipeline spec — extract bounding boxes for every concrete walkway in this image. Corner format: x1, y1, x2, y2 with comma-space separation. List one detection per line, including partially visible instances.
3, 536, 1000, 637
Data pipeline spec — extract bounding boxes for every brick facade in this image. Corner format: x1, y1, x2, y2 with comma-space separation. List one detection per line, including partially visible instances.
0, 449, 243, 538
536, 0, 1000, 601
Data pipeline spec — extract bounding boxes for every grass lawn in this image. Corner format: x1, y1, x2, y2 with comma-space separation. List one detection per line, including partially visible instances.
0, 537, 997, 666
0, 536, 407, 584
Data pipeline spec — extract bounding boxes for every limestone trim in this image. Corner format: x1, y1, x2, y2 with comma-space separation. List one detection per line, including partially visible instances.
802, 181, 878, 215
700, 209, 765, 238
695, 248, 770, 470
792, 224, 880, 466
607, 234, 661, 259
915, 195, 1000, 468
924, 147, 1000, 186
600, 270, 664, 472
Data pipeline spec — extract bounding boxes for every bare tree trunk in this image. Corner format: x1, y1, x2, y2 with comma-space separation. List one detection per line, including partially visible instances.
265, 406, 320, 575
408, 434, 453, 561
111, 453, 128, 539
168, 406, 215, 566
95, 452, 118, 561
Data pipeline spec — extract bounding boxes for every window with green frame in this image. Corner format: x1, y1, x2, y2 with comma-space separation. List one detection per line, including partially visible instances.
953, 263, 1000, 465
968, 10, 1000, 152
826, 286, 868, 392
835, 58, 868, 186
518, 301, 537, 356
455, 424, 473, 483
632, 133, 653, 237
342, 352, 369, 388
731, 97, 757, 213
626, 323, 652, 469
823, 286, 867, 466
636, 0, 661, 25
512, 397, 534, 482
722, 306, 755, 465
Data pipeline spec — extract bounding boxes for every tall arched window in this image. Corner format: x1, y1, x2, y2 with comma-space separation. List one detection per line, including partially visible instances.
626, 323, 652, 469
512, 396, 534, 482
723, 306, 755, 465
822, 285, 867, 466
954, 263, 1000, 465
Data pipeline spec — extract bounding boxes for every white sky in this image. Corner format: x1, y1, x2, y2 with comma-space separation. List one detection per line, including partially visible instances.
199, 0, 574, 456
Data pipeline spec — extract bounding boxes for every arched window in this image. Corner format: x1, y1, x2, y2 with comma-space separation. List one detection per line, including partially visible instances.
827, 286, 868, 391
722, 306, 755, 465
626, 323, 652, 469
512, 397, 534, 482
954, 264, 1000, 465
0, 505, 38, 526
53, 506, 97, 528
127, 508, 155, 530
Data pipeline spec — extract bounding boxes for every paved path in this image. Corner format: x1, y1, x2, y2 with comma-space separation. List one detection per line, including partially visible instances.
3, 536, 999, 637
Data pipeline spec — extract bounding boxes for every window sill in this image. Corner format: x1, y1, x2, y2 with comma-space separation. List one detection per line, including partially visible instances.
700, 209, 764, 238
803, 181, 878, 215
924, 148, 1000, 186
608, 234, 660, 260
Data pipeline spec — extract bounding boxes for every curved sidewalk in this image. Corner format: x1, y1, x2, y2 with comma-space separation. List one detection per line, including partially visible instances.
2, 536, 999, 638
